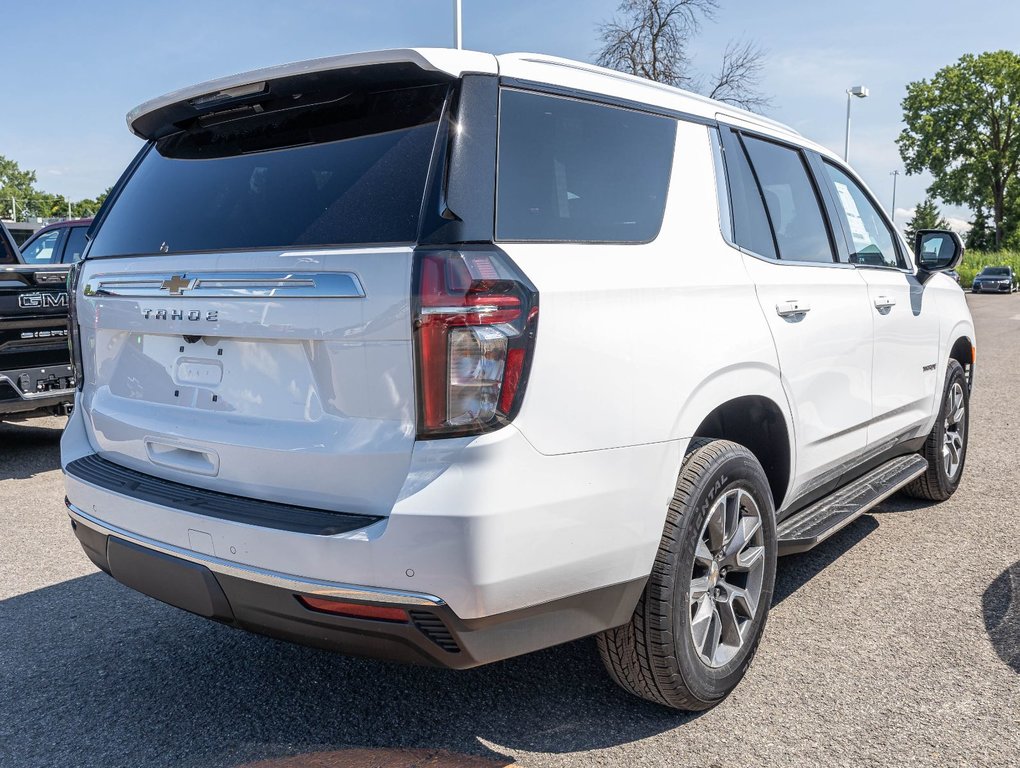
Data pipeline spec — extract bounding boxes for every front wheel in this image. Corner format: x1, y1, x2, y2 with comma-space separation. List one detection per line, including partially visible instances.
597, 439, 777, 710
904, 359, 969, 501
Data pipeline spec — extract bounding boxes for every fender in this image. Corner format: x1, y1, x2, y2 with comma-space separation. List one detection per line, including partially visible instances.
671, 361, 797, 506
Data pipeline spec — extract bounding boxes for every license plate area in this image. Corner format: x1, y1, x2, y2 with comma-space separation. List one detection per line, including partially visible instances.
108, 332, 319, 417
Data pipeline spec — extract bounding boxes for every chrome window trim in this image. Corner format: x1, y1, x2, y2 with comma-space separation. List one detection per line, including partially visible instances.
735, 245, 858, 269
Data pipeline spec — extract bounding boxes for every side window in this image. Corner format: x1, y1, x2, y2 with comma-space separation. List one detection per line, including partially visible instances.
62, 226, 89, 262
823, 163, 903, 268
742, 135, 835, 264
720, 130, 777, 259
496, 89, 676, 242
20, 230, 61, 264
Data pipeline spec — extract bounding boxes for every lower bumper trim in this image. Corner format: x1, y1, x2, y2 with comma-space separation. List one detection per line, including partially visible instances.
67, 500, 646, 669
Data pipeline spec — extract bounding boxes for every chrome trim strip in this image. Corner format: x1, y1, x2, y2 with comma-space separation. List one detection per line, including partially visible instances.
83, 272, 366, 299
66, 500, 444, 607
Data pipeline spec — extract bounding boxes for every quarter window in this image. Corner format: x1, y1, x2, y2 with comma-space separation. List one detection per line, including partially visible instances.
823, 163, 903, 268
62, 226, 89, 262
741, 136, 834, 264
721, 133, 777, 259
496, 90, 676, 242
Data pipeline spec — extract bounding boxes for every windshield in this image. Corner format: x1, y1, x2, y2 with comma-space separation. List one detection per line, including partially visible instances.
980, 267, 1010, 276
88, 83, 449, 257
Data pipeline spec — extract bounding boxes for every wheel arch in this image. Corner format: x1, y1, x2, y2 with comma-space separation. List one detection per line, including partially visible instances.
949, 334, 975, 385
674, 364, 795, 511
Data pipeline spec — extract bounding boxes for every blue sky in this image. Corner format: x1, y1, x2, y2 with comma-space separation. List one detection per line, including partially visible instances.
4, 0, 1018, 230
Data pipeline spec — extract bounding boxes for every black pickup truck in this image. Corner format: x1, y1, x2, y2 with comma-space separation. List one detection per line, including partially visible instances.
0, 220, 75, 421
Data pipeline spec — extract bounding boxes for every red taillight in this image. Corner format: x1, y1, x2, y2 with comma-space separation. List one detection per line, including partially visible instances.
296, 595, 409, 623
413, 248, 538, 438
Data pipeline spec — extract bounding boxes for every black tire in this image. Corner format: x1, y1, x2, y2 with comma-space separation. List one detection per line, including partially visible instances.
596, 439, 777, 710
904, 359, 969, 502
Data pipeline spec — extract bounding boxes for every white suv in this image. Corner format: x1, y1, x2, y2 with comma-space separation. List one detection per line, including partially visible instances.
62, 49, 975, 710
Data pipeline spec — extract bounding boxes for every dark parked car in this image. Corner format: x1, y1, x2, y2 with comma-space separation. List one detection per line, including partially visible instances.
0, 220, 75, 421
971, 266, 1017, 294
18, 218, 92, 266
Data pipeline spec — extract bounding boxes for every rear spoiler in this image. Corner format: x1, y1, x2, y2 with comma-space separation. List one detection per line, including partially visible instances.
127, 47, 498, 140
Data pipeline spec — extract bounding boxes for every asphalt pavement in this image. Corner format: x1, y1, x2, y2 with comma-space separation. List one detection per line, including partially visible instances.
2, 293, 1018, 768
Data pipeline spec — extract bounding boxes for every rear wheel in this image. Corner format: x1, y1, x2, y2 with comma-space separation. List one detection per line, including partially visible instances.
597, 439, 777, 710
904, 359, 969, 501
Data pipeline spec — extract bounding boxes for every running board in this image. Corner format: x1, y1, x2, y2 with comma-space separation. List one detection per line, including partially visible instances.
777, 455, 928, 556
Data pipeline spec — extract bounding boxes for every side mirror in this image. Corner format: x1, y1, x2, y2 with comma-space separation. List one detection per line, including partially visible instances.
915, 229, 964, 272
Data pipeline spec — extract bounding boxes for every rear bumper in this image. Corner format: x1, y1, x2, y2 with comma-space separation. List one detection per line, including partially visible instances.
0, 363, 75, 418
68, 500, 644, 668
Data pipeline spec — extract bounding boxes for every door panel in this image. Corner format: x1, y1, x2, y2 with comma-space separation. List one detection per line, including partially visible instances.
858, 269, 941, 444
744, 257, 873, 501
815, 160, 940, 447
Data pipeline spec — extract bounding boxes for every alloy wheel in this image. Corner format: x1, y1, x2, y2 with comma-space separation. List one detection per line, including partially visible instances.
689, 488, 766, 668
943, 381, 966, 479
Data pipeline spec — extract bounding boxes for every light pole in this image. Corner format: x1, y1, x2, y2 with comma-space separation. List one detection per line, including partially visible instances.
889, 170, 900, 222
453, 0, 462, 49
843, 85, 869, 162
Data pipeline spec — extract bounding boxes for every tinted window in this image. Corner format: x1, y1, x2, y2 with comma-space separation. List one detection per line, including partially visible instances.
496, 90, 675, 242
823, 163, 902, 268
981, 267, 1009, 276
721, 132, 777, 259
62, 226, 89, 262
0, 225, 17, 264
89, 84, 448, 257
20, 230, 62, 264
742, 136, 834, 263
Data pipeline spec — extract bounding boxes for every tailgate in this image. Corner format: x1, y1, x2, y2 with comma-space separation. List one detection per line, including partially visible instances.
76, 249, 416, 515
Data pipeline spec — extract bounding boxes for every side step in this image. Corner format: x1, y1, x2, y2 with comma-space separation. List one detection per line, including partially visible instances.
777, 454, 928, 556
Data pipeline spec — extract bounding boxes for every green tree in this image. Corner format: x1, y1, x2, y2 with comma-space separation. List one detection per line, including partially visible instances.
898, 51, 1020, 249
966, 208, 996, 251
0, 155, 38, 219
73, 187, 111, 218
904, 196, 951, 246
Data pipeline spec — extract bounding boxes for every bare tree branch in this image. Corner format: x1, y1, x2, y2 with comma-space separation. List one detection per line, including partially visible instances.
705, 40, 772, 112
593, 1, 770, 113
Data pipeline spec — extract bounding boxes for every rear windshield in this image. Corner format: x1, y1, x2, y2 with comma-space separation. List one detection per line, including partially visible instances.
980, 267, 1009, 275
89, 84, 448, 257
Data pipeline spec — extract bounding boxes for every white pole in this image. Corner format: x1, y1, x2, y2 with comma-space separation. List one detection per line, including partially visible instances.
843, 91, 852, 162
454, 0, 462, 49
11, 197, 15, 221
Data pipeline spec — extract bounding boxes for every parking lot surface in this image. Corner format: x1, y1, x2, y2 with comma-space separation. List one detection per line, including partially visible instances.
2, 293, 1019, 768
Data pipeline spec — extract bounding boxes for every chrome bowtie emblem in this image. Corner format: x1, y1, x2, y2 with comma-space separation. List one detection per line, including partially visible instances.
160, 275, 194, 295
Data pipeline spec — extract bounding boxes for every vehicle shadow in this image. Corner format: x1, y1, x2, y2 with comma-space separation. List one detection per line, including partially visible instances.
1, 573, 697, 768
772, 514, 878, 605
2, 511, 894, 767
0, 417, 63, 481
983, 559, 1020, 674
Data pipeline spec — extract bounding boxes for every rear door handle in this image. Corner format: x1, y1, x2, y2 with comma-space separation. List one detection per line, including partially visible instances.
874, 296, 897, 310
776, 300, 810, 317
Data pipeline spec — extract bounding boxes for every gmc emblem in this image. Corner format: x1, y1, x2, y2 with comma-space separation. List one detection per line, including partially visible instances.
18, 292, 68, 309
